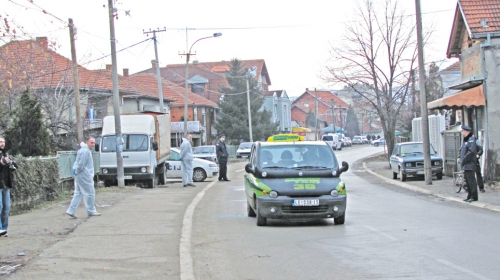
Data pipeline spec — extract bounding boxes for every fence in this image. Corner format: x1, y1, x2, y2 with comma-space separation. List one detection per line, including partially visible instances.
57, 151, 100, 180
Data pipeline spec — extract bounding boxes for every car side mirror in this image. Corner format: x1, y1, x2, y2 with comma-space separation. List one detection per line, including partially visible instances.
152, 142, 158, 151
94, 143, 100, 152
339, 161, 349, 174
245, 163, 254, 174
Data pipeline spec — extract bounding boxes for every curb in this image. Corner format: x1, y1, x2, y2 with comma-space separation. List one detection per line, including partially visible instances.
362, 162, 500, 213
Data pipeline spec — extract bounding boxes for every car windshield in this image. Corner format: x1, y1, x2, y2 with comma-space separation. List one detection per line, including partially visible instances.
322, 136, 333, 141
101, 134, 148, 152
258, 144, 337, 169
193, 147, 214, 154
400, 143, 437, 156
238, 142, 253, 149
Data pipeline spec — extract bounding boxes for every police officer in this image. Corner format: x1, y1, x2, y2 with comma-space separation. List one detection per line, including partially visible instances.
458, 125, 479, 202
216, 134, 230, 181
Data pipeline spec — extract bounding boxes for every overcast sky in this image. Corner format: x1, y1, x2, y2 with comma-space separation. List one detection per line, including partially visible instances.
2, 0, 458, 97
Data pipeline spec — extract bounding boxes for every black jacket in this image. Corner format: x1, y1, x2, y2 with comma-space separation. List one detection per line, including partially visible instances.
216, 140, 229, 158
0, 149, 16, 189
460, 133, 478, 171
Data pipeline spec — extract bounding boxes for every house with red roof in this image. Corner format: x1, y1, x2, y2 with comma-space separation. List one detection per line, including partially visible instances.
291, 89, 349, 136
427, 0, 500, 178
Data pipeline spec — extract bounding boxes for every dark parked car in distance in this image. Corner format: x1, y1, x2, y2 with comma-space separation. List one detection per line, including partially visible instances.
389, 142, 443, 181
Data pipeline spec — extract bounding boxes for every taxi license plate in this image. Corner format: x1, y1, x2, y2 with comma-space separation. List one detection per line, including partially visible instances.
292, 199, 319, 206
124, 175, 132, 179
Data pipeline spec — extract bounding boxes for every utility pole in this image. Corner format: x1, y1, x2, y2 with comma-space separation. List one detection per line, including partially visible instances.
143, 28, 166, 113
108, 0, 125, 187
415, 0, 432, 184
68, 18, 83, 144
330, 99, 335, 133
246, 75, 253, 142
314, 88, 318, 140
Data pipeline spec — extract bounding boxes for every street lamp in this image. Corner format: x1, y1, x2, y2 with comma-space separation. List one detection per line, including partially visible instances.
246, 66, 257, 142
181, 32, 222, 136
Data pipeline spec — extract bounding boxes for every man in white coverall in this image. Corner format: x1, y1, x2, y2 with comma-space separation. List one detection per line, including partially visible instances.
66, 137, 101, 218
180, 134, 195, 187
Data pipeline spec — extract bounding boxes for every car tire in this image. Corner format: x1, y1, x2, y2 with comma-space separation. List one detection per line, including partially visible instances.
104, 180, 114, 187
247, 202, 256, 217
158, 163, 167, 185
399, 168, 406, 182
437, 172, 443, 180
193, 168, 207, 182
393, 171, 398, 179
374, 143, 379, 147
256, 202, 267, 226
146, 172, 158, 188
334, 212, 345, 225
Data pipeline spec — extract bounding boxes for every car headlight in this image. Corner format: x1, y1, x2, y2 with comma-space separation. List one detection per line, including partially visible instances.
332, 170, 337, 176
102, 168, 108, 174
141, 167, 147, 173
330, 190, 339, 197
405, 163, 412, 167
269, 191, 278, 198
434, 161, 441, 166
209, 164, 217, 167
262, 171, 267, 177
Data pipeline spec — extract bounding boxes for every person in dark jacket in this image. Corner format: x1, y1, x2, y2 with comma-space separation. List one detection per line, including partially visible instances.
0, 136, 17, 237
458, 125, 479, 202
475, 138, 485, 193
216, 134, 230, 181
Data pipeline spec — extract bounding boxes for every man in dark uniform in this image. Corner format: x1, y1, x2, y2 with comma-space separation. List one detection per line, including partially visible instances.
216, 134, 230, 181
458, 125, 479, 202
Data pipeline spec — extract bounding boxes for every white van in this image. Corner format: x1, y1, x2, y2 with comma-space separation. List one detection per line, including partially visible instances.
321, 133, 342, 150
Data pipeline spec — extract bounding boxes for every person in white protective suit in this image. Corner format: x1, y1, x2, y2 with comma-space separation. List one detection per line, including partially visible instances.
66, 137, 101, 218
180, 134, 195, 187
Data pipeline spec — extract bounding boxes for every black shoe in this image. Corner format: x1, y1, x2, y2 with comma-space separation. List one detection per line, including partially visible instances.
183, 185, 188, 187
187, 183, 196, 187
479, 188, 485, 193
223, 178, 231, 181
465, 198, 477, 203
0, 230, 6, 237
218, 179, 223, 182
463, 198, 470, 201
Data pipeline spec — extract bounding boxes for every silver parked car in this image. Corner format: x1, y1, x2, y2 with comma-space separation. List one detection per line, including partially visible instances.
193, 145, 218, 163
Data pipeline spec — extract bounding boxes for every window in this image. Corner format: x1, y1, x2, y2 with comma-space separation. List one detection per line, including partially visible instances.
101, 134, 149, 152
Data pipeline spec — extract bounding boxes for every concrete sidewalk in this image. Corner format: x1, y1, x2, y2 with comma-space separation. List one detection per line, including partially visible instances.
363, 153, 500, 212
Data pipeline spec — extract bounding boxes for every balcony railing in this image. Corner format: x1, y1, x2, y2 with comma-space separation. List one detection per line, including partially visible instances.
83, 119, 103, 129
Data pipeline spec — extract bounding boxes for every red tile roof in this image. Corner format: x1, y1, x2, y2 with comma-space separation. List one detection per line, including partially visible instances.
126, 73, 218, 108
0, 38, 139, 94
460, 0, 500, 34
443, 61, 461, 71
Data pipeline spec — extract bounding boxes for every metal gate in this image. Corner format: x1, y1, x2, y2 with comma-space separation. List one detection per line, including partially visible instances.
442, 130, 462, 177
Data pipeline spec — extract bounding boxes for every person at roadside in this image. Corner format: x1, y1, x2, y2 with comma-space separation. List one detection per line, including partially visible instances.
0, 136, 17, 237
216, 134, 230, 181
66, 137, 101, 218
180, 134, 195, 187
475, 138, 485, 193
457, 125, 479, 203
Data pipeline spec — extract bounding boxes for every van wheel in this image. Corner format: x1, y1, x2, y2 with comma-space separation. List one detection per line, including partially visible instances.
146, 173, 159, 188
437, 173, 443, 180
393, 171, 398, 179
158, 164, 167, 185
334, 212, 345, 225
256, 202, 267, 226
104, 180, 114, 187
247, 202, 256, 217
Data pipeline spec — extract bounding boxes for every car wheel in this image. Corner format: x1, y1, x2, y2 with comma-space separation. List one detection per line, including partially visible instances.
193, 168, 207, 182
374, 143, 379, 147
436, 172, 443, 180
256, 202, 267, 226
393, 171, 398, 179
158, 163, 167, 185
247, 202, 256, 217
399, 168, 406, 182
334, 212, 345, 225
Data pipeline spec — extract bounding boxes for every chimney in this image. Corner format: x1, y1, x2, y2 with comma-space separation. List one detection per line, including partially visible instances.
36, 37, 48, 49
123, 68, 129, 77
306, 88, 309, 91
106, 64, 112, 70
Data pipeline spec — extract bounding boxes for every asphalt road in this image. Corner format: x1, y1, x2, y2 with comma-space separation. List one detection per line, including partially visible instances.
191, 145, 500, 280
5, 144, 500, 279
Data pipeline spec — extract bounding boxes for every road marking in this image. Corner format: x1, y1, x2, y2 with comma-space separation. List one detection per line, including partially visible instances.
180, 180, 217, 280
436, 259, 492, 280
364, 225, 398, 241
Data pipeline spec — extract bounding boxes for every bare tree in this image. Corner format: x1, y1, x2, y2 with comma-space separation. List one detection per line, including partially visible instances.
324, 0, 418, 156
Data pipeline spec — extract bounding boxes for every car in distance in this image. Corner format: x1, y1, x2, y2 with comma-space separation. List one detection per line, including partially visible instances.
321, 134, 342, 150
192, 145, 218, 163
236, 142, 253, 158
371, 138, 386, 147
352, 136, 364, 145
344, 137, 352, 147
389, 142, 443, 181
168, 148, 219, 182
244, 141, 349, 226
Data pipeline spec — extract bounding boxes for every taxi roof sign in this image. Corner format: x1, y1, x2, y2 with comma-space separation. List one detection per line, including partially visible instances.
267, 134, 305, 142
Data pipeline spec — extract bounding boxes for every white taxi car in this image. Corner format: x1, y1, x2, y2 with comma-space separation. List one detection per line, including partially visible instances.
167, 148, 219, 182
